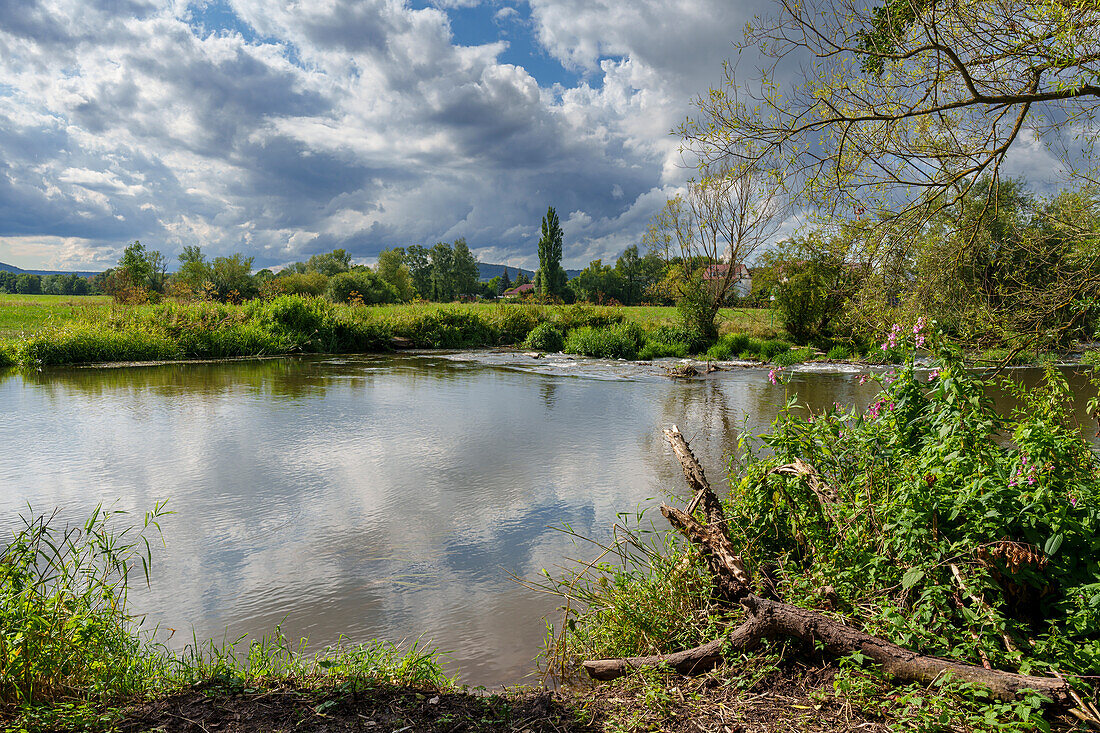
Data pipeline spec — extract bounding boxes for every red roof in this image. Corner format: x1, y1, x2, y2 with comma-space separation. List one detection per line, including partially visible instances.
503, 283, 536, 296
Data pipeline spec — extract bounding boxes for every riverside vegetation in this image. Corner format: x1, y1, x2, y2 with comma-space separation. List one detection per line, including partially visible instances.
540, 330, 1100, 731
5, 332, 1100, 731
0, 294, 792, 369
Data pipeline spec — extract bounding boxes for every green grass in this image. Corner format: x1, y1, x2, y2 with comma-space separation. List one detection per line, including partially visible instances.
0, 294, 110, 339
0, 296, 781, 368
0, 505, 454, 732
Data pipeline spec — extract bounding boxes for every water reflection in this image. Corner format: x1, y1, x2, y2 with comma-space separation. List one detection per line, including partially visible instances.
0, 355, 1093, 686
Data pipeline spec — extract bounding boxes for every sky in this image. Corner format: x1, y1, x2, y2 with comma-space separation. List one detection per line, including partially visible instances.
0, 0, 757, 272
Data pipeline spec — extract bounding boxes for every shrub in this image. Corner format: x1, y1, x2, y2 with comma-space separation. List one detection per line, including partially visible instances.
325, 270, 399, 305
390, 308, 494, 348
564, 322, 645, 359
707, 333, 752, 360
553, 342, 1100, 722
826, 345, 851, 360
274, 272, 328, 297
755, 338, 790, 360
770, 346, 814, 367
486, 305, 543, 344
523, 322, 565, 352
16, 324, 179, 366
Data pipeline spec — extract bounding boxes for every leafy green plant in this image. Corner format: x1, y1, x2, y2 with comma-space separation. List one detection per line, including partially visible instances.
770, 346, 814, 367
563, 322, 646, 360
825, 345, 850, 360
522, 322, 565, 352
638, 325, 693, 360
0, 504, 172, 713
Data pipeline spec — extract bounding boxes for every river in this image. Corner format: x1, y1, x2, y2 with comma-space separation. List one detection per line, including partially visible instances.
0, 352, 1090, 686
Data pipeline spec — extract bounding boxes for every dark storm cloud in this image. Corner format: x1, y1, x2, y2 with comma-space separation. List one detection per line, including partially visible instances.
0, 0, 774, 270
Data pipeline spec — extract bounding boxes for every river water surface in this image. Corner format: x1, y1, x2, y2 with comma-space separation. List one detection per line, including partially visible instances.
0, 352, 1090, 686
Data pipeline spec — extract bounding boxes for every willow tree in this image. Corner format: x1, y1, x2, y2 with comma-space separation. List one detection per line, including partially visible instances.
681, 0, 1100, 345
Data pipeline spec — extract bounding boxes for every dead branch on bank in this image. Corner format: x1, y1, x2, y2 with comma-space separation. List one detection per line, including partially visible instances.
582, 428, 1078, 708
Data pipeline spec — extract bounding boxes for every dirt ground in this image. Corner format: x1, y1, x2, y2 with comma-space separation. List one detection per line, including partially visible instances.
113, 663, 899, 733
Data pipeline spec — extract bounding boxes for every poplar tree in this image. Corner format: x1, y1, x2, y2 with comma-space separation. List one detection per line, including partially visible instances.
536, 206, 567, 298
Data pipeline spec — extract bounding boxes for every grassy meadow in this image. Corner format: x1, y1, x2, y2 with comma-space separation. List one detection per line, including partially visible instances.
0, 294, 111, 340
0, 294, 784, 368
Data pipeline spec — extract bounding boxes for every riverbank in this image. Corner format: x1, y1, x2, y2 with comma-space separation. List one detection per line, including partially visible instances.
0, 295, 785, 369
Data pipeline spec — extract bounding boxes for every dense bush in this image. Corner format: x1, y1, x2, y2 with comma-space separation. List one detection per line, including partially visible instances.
15, 323, 180, 366
706, 333, 753, 360
554, 328, 1100, 728
273, 271, 328, 297
523, 322, 565, 352
770, 346, 815, 367
564, 322, 646, 360
638, 325, 693, 360
388, 308, 495, 348
325, 270, 399, 305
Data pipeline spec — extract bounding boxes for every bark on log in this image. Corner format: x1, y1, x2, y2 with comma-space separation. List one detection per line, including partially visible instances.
583, 595, 1074, 705
663, 426, 723, 525
660, 505, 749, 601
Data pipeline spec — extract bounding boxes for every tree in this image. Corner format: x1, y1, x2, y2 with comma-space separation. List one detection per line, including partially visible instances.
535, 207, 568, 298
678, 0, 1100, 349
570, 260, 625, 304
118, 241, 154, 290
209, 254, 255, 301
452, 238, 480, 296
376, 248, 414, 302
325, 270, 398, 304
681, 0, 1100, 227
498, 267, 512, 295
429, 242, 456, 301
177, 245, 212, 290
15, 273, 41, 294
306, 249, 353, 277
673, 162, 788, 341
405, 245, 432, 298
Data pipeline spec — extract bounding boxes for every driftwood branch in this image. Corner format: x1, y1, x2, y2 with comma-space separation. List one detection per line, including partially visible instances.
582, 595, 1073, 705
583, 426, 1077, 707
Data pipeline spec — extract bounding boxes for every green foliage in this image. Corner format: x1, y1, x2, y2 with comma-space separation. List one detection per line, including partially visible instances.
676, 274, 719, 344
564, 322, 646, 360
637, 325, 693, 360
15, 322, 180, 366
275, 271, 328, 296
706, 333, 752, 360
770, 346, 814, 366
541, 524, 722, 675
830, 656, 1052, 733
0, 504, 172, 711
522, 323, 565, 352
536, 207, 568, 298
325, 270, 399, 305
388, 307, 494, 348
826, 344, 851, 360
728, 355, 1100, 677
754, 338, 790, 360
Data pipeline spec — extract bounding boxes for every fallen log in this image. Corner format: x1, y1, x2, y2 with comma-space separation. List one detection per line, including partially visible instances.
583, 594, 1074, 704
582, 427, 1078, 708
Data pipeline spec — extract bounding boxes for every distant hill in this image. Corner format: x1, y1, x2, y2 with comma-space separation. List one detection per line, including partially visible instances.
476, 262, 581, 282
0, 261, 100, 278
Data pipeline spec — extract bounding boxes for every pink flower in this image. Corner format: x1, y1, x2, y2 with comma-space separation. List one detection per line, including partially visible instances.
857, 373, 870, 385
928, 369, 939, 382
768, 367, 782, 385
1070, 496, 1078, 507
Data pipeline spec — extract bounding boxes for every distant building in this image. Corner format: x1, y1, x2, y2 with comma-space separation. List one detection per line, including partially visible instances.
503, 282, 536, 297
701, 263, 751, 299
